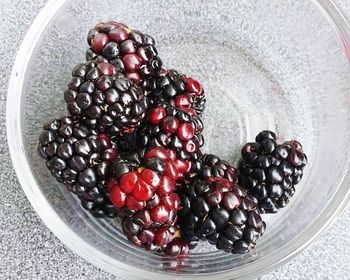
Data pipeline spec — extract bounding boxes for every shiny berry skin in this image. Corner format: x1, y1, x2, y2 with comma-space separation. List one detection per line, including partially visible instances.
91, 33, 109, 53
119, 172, 138, 193
142, 69, 206, 115
138, 104, 204, 171
201, 154, 237, 183
86, 21, 162, 83
64, 61, 149, 137
38, 117, 118, 218
162, 117, 180, 134
110, 187, 126, 208
133, 211, 153, 229
132, 181, 154, 201
154, 226, 176, 246
130, 225, 177, 250
176, 123, 194, 141
140, 168, 161, 188
165, 238, 190, 257
144, 146, 173, 162
150, 205, 171, 224
149, 107, 167, 125
175, 94, 191, 109
109, 167, 161, 211
123, 54, 142, 72
184, 77, 203, 96
120, 39, 137, 54
178, 179, 266, 254
109, 148, 182, 211
157, 176, 176, 195
121, 210, 179, 251
222, 192, 240, 210
126, 72, 142, 84
125, 195, 146, 210
109, 27, 129, 43
238, 131, 307, 213
97, 62, 117, 75
109, 148, 186, 253
162, 193, 180, 211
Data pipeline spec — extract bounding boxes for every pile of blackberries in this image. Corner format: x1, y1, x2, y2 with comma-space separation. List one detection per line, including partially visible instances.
38, 21, 307, 259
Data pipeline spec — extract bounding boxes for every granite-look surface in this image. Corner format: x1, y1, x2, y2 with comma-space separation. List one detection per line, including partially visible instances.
0, 1, 349, 279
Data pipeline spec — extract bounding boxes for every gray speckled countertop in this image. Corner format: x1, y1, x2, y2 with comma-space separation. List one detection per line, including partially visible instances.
0, 1, 350, 279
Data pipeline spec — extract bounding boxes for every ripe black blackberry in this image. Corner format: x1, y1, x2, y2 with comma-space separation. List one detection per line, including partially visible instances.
143, 69, 206, 116
64, 61, 149, 136
86, 21, 162, 84
201, 154, 237, 183
38, 116, 118, 217
238, 130, 307, 213
178, 178, 266, 254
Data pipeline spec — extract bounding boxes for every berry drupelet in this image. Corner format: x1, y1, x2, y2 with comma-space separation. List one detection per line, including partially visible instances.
86, 21, 162, 84
65, 61, 149, 136
238, 130, 307, 213
178, 178, 266, 254
38, 116, 118, 217
143, 69, 206, 116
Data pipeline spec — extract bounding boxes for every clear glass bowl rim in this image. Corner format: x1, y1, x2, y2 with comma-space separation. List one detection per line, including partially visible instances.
6, 0, 350, 279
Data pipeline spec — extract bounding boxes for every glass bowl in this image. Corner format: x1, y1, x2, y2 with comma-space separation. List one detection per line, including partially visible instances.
7, 0, 350, 279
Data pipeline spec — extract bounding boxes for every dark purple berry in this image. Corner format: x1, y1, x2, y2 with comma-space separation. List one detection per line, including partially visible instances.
238, 131, 307, 213
38, 116, 118, 218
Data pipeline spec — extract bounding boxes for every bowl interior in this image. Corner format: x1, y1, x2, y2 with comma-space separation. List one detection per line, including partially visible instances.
15, 0, 350, 278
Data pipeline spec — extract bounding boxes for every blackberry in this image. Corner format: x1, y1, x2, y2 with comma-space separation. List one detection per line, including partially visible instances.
108, 147, 188, 211
107, 147, 188, 254
201, 154, 237, 183
137, 104, 204, 187
86, 21, 162, 84
178, 179, 265, 254
65, 61, 148, 136
143, 69, 206, 116
138, 104, 204, 162
38, 117, 118, 217
238, 130, 308, 213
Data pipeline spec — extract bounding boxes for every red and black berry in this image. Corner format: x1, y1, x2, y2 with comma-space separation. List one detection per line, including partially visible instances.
86, 21, 162, 84
65, 61, 149, 137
